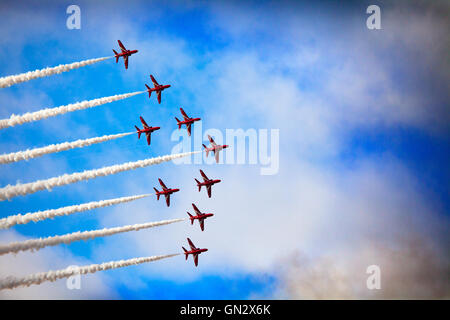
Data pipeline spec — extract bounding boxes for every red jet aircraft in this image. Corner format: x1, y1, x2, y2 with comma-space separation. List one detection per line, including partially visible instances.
153, 178, 180, 207
175, 108, 201, 137
195, 169, 221, 198
135, 116, 160, 145
113, 40, 138, 69
145, 75, 171, 104
182, 238, 208, 267
203, 135, 229, 163
187, 203, 214, 231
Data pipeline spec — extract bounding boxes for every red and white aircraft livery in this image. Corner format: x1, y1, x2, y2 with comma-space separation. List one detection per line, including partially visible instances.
203, 135, 229, 163
187, 203, 214, 231
182, 238, 208, 267
135, 116, 160, 145
153, 178, 180, 207
145, 75, 171, 104
175, 107, 201, 137
113, 40, 138, 69
195, 169, 221, 198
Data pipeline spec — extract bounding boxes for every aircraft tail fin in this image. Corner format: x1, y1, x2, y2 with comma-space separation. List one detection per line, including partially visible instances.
135, 126, 141, 139
203, 144, 209, 157
182, 247, 188, 260
187, 212, 194, 224
153, 187, 160, 200
113, 50, 119, 62
195, 179, 202, 191
175, 117, 182, 129
145, 84, 151, 98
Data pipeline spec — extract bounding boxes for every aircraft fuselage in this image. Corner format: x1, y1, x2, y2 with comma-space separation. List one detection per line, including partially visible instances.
148, 84, 171, 92
206, 145, 229, 153
198, 179, 221, 187
187, 248, 208, 255
138, 126, 160, 134
193, 213, 214, 220
156, 188, 179, 196
116, 49, 138, 58
180, 117, 201, 125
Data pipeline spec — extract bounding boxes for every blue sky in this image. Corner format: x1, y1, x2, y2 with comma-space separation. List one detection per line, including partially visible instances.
0, 0, 448, 299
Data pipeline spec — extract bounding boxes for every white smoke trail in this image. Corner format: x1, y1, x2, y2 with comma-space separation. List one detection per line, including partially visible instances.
0, 56, 111, 89
0, 151, 199, 201
0, 193, 152, 229
0, 218, 186, 255
0, 132, 134, 164
0, 253, 180, 290
0, 91, 145, 129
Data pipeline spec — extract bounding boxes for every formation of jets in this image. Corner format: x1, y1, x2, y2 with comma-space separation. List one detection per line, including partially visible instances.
116, 40, 231, 268
150, 171, 217, 266
134, 106, 205, 147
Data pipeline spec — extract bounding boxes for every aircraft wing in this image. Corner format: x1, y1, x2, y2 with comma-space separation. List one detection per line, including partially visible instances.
187, 238, 197, 250
165, 194, 170, 207
199, 219, 205, 231
192, 203, 201, 215
180, 108, 189, 120
200, 169, 209, 181
208, 135, 217, 146
140, 116, 149, 128
146, 132, 151, 145
194, 253, 199, 266
124, 55, 129, 69
206, 185, 212, 198
118, 40, 126, 51
186, 123, 192, 136
150, 75, 159, 86
158, 178, 168, 190
215, 151, 220, 163
157, 91, 161, 104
